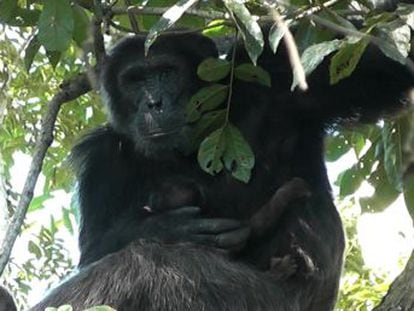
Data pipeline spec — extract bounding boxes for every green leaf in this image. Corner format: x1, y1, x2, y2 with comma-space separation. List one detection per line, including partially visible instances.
0, 0, 17, 23
223, 0, 263, 64
334, 142, 376, 196
28, 193, 53, 212
360, 163, 399, 213
24, 35, 41, 72
351, 132, 366, 158
46, 50, 62, 69
190, 109, 226, 146
268, 22, 289, 54
381, 121, 404, 192
13, 8, 40, 26
377, 21, 411, 64
37, 0, 74, 52
62, 208, 74, 235
72, 5, 90, 47
28, 241, 42, 259
234, 63, 271, 87
291, 39, 342, 90
187, 84, 229, 122
330, 37, 370, 84
325, 132, 351, 162
360, 183, 399, 213
203, 20, 235, 37
294, 19, 336, 53
0, 1, 40, 27
57, 306, 73, 311
198, 127, 226, 175
325, 8, 358, 33
145, 0, 199, 54
397, 3, 414, 30
337, 167, 365, 197
197, 124, 254, 183
222, 124, 254, 183
197, 58, 231, 82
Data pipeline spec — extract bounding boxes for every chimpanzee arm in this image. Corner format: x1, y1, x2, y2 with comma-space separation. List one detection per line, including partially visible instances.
250, 177, 311, 238
72, 127, 250, 267
29, 193, 343, 311
297, 44, 414, 122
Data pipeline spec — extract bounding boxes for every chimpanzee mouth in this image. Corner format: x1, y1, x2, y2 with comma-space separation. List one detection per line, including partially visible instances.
144, 127, 183, 139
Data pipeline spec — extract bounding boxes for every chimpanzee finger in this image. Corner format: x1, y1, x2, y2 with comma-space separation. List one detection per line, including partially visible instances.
190, 226, 250, 249
187, 218, 243, 234
165, 206, 202, 216
215, 226, 251, 248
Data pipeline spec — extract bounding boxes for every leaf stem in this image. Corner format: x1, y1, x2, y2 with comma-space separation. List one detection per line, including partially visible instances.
225, 31, 238, 124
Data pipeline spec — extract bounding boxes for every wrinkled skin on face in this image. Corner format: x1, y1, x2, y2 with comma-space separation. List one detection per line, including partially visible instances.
114, 56, 191, 152
101, 34, 212, 156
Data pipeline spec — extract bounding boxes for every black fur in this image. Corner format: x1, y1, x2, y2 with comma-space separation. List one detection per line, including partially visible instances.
0, 286, 16, 311
29, 27, 413, 311
30, 240, 297, 311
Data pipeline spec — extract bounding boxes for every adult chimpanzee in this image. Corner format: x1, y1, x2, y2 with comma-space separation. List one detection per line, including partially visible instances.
30, 22, 413, 311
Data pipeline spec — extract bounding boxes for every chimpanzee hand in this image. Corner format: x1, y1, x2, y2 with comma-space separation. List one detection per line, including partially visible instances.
79, 206, 250, 267
137, 206, 251, 250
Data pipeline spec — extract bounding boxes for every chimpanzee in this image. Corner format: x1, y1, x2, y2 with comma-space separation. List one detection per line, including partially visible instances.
29, 15, 413, 311
147, 175, 312, 277
0, 286, 16, 311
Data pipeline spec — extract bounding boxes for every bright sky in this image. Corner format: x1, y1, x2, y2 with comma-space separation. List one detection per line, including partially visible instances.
327, 149, 414, 279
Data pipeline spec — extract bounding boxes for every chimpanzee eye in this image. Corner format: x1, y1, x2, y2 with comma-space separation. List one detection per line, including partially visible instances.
124, 72, 144, 83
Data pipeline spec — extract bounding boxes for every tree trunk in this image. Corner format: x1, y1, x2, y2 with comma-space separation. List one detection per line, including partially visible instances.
373, 250, 414, 311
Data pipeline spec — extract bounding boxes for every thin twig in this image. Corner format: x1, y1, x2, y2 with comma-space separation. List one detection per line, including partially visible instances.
93, 0, 107, 66
225, 31, 238, 124
111, 5, 227, 20
109, 20, 135, 33
81, 0, 107, 90
109, 0, 414, 78
289, 0, 340, 21
125, 0, 140, 33
271, 9, 308, 91
109, 19, 233, 35
0, 73, 92, 275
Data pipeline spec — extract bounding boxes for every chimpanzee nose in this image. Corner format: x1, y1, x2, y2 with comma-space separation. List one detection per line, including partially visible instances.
147, 101, 162, 111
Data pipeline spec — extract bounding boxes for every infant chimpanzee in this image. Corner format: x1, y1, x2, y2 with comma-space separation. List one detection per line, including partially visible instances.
146, 177, 311, 279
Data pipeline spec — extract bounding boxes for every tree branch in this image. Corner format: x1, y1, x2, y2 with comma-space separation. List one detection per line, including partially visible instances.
0, 73, 91, 275
125, 0, 140, 33
373, 250, 414, 311
93, 0, 107, 65
271, 9, 308, 91
110, 5, 227, 20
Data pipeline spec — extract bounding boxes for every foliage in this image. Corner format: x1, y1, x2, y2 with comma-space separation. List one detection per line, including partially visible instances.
2, 220, 75, 308
190, 57, 269, 182
328, 115, 414, 217
336, 204, 391, 311
0, 0, 413, 310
